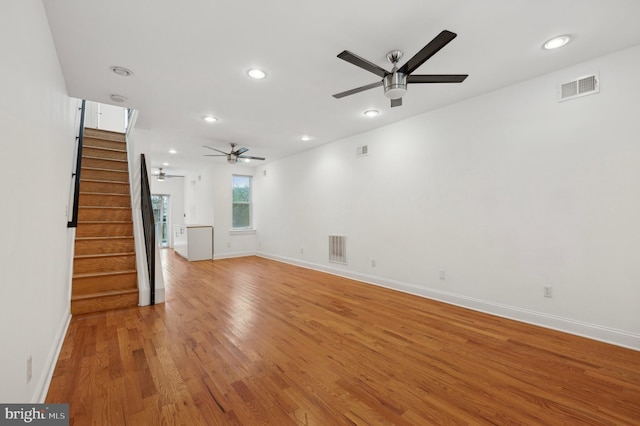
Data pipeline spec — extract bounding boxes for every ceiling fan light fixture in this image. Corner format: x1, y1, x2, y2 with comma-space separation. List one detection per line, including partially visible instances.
383, 72, 408, 99
543, 35, 572, 50
364, 110, 379, 118
227, 154, 238, 164
247, 68, 266, 79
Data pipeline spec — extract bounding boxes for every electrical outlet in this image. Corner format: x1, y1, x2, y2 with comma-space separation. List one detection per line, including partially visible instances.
544, 286, 553, 298
371, 259, 376, 267
27, 355, 32, 384
227, 242, 231, 248
439, 270, 446, 280
300, 247, 304, 254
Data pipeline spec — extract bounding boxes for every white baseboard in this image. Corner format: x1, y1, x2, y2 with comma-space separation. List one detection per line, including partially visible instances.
256, 252, 640, 351
214, 250, 255, 260
34, 312, 71, 403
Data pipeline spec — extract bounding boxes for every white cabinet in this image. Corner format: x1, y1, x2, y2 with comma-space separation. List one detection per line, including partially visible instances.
173, 225, 213, 261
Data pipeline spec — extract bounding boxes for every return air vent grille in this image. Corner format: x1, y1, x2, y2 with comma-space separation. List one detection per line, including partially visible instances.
356, 145, 368, 157
558, 73, 599, 102
329, 235, 347, 264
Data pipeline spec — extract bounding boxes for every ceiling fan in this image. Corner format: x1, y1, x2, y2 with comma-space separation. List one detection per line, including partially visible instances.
203, 143, 266, 164
333, 30, 468, 107
153, 168, 184, 181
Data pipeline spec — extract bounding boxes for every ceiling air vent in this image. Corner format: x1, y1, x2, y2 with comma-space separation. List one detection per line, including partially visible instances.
558, 73, 599, 102
356, 145, 368, 157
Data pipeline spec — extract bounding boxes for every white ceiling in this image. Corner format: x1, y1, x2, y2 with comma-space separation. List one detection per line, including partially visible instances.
43, 0, 640, 175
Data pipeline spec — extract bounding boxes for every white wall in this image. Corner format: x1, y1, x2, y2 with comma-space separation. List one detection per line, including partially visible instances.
254, 44, 640, 349
185, 164, 256, 258
0, 0, 77, 402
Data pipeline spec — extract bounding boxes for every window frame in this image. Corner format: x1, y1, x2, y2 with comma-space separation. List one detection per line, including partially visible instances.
231, 174, 253, 230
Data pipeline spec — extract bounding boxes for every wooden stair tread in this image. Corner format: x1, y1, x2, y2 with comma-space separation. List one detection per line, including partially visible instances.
79, 191, 130, 196
82, 155, 127, 163
80, 178, 129, 184
81, 166, 128, 172
75, 236, 134, 240
74, 252, 135, 259
83, 128, 126, 141
83, 145, 127, 153
77, 220, 132, 224
73, 269, 136, 279
78, 206, 131, 209
72, 288, 138, 301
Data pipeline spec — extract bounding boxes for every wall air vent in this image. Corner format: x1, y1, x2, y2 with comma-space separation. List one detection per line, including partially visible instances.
558, 73, 599, 102
356, 145, 368, 157
329, 235, 347, 264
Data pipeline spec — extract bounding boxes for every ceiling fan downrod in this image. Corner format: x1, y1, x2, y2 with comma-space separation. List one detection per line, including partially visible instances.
383, 50, 407, 99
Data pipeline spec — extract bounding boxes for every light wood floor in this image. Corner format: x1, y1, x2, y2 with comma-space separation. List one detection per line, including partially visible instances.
47, 250, 640, 425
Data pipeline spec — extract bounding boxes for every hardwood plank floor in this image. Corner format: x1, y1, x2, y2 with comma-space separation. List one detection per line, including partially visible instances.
47, 250, 640, 425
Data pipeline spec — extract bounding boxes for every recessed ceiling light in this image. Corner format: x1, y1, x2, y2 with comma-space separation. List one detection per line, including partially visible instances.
543, 35, 572, 50
110, 94, 127, 103
169, 149, 177, 154
202, 116, 217, 123
247, 69, 267, 79
300, 135, 312, 141
364, 110, 379, 118
162, 162, 170, 166
110, 66, 134, 77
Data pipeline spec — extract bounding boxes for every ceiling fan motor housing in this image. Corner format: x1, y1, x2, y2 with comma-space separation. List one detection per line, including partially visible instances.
383, 72, 407, 99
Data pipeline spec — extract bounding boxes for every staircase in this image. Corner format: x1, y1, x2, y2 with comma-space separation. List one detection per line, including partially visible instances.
71, 128, 138, 315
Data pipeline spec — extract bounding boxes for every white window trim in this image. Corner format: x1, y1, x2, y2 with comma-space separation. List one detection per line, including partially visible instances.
232, 174, 252, 230
229, 229, 256, 235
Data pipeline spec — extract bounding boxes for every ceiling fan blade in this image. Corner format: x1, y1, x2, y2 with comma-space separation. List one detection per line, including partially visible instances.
390, 98, 402, 108
408, 74, 468, 83
333, 81, 383, 99
235, 147, 249, 155
238, 155, 266, 160
203, 145, 229, 155
399, 30, 457, 75
337, 51, 389, 78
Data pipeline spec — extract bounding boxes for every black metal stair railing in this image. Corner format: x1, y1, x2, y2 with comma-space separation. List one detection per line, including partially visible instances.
140, 154, 156, 305
67, 99, 86, 228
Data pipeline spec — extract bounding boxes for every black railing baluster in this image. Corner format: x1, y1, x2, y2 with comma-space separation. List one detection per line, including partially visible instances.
67, 99, 86, 228
140, 154, 155, 305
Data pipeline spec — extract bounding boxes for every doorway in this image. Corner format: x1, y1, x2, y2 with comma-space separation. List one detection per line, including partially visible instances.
151, 194, 170, 248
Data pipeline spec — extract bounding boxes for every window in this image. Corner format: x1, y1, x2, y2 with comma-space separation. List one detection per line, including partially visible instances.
232, 175, 252, 229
